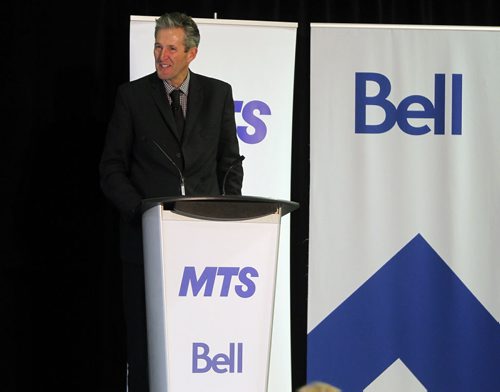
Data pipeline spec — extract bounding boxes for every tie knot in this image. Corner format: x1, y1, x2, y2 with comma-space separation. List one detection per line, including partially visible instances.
169, 89, 185, 136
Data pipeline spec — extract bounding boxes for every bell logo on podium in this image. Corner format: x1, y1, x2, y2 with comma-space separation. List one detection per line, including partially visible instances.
141, 196, 298, 392
192, 342, 244, 374
179, 266, 259, 298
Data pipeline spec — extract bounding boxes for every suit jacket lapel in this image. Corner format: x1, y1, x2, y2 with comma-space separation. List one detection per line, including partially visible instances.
184, 71, 203, 145
148, 73, 181, 142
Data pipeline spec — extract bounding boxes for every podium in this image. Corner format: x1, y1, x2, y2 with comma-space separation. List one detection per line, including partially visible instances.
141, 196, 299, 392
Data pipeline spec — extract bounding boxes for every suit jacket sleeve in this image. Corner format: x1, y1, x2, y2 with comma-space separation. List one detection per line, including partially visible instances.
99, 84, 143, 222
216, 83, 243, 195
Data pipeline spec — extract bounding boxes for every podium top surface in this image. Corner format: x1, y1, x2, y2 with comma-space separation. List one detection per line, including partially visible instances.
142, 195, 299, 221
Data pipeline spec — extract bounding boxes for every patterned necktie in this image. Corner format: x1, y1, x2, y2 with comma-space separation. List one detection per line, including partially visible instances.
170, 89, 185, 137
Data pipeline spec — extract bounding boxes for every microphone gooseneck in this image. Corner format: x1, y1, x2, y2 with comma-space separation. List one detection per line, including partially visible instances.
222, 155, 245, 196
150, 138, 186, 196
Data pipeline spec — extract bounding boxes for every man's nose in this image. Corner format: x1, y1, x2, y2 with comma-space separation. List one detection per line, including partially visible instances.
159, 48, 170, 60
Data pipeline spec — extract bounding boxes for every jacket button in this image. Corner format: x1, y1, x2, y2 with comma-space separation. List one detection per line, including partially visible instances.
175, 153, 181, 158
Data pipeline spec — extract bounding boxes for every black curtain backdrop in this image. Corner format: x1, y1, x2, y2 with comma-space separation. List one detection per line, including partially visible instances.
2, 1, 498, 391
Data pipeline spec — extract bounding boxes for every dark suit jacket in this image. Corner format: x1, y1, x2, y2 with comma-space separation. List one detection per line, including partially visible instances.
99, 71, 243, 263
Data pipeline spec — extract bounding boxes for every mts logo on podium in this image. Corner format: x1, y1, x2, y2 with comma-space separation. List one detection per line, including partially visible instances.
192, 342, 244, 374
355, 72, 463, 135
179, 266, 259, 298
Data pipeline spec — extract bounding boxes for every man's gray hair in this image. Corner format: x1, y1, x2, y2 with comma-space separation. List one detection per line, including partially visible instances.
155, 12, 200, 51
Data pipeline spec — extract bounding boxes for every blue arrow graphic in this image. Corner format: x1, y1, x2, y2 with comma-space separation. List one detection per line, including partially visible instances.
307, 234, 500, 391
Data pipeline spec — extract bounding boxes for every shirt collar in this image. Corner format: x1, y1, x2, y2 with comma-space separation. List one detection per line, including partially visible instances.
163, 71, 190, 96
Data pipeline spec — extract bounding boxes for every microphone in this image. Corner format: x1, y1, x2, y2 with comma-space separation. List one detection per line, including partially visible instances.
150, 138, 186, 196
222, 155, 245, 196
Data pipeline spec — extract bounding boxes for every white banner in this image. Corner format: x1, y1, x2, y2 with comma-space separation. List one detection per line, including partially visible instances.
309, 24, 500, 391
130, 16, 297, 392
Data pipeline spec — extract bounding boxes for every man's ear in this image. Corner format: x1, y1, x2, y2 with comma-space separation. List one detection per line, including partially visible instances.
187, 47, 198, 63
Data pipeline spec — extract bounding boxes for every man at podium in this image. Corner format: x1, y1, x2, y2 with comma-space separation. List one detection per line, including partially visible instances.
99, 11, 243, 392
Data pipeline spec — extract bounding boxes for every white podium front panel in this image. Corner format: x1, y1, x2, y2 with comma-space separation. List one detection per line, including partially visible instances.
143, 205, 281, 392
